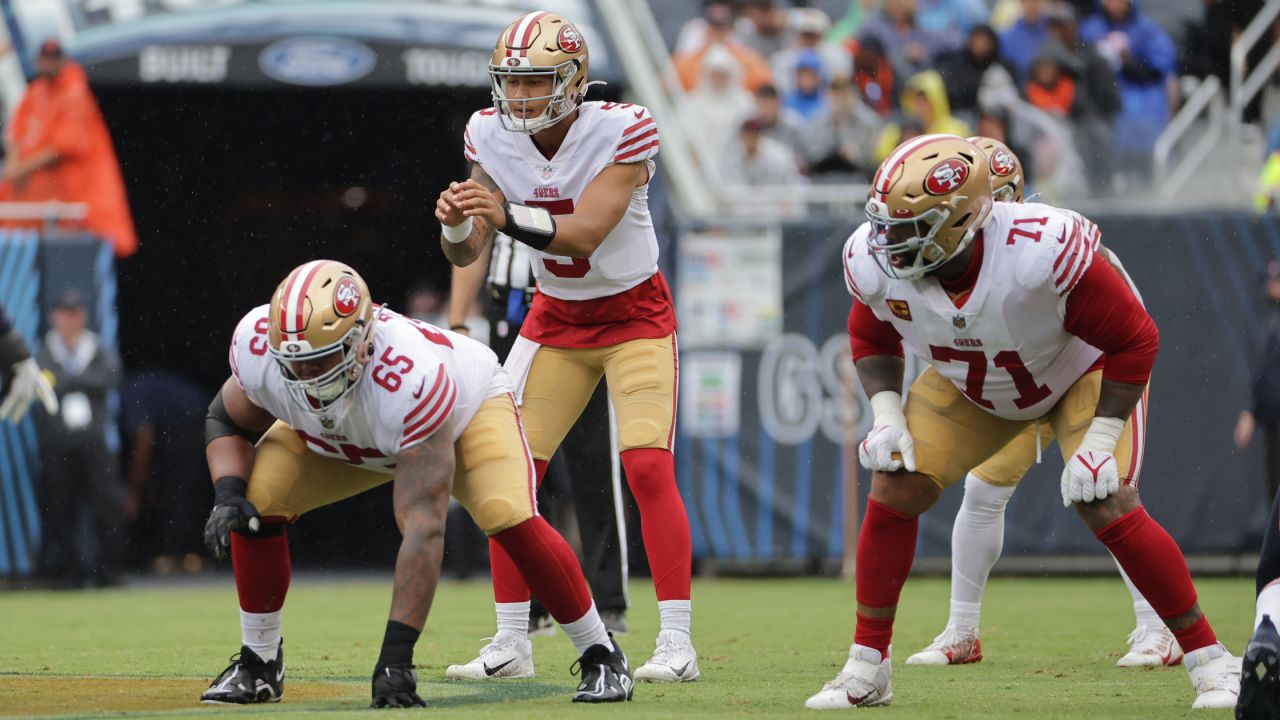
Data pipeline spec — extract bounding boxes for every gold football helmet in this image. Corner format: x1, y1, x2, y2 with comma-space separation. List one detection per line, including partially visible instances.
865, 134, 993, 280
968, 136, 1024, 202
268, 260, 375, 412
489, 11, 590, 134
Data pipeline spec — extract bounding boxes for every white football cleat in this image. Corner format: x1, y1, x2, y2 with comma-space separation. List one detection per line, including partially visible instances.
905, 625, 983, 666
444, 635, 535, 680
634, 629, 700, 682
1116, 624, 1183, 667
804, 644, 892, 710
1185, 643, 1241, 709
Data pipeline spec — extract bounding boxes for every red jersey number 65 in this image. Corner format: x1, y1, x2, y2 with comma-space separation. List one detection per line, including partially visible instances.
527, 199, 590, 279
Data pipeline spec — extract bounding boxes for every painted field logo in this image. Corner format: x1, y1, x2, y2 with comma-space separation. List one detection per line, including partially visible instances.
333, 277, 361, 316
924, 158, 968, 195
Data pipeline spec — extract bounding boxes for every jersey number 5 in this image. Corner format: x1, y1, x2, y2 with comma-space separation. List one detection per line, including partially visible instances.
527, 199, 591, 279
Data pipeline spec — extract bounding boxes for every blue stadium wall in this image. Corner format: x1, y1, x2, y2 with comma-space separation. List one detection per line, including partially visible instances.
0, 234, 115, 578
674, 211, 1275, 566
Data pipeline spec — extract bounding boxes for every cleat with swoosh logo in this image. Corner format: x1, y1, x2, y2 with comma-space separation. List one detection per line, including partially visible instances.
635, 629, 700, 683
445, 635, 535, 680
805, 644, 893, 710
200, 640, 285, 704
1117, 624, 1183, 668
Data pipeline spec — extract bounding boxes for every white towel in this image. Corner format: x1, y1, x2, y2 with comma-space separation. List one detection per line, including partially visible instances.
503, 335, 542, 406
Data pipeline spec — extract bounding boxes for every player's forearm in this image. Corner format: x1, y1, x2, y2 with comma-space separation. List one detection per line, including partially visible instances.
206, 435, 254, 485
542, 215, 608, 259
441, 218, 495, 267
388, 509, 447, 630
854, 355, 905, 400
448, 244, 490, 327
1094, 378, 1144, 421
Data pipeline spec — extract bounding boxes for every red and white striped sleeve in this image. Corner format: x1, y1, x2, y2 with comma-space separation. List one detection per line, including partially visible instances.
464, 114, 479, 163
1052, 212, 1097, 297
612, 108, 660, 164
398, 363, 459, 451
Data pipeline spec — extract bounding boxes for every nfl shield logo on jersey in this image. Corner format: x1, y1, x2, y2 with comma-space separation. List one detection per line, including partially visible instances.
952, 314, 967, 329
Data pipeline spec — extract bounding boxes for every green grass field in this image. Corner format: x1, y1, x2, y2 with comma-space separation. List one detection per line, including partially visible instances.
0, 575, 1256, 719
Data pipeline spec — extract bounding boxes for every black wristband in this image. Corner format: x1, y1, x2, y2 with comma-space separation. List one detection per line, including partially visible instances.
377, 620, 421, 668
449, 324, 470, 331
212, 476, 248, 505
0, 327, 30, 368
501, 202, 556, 251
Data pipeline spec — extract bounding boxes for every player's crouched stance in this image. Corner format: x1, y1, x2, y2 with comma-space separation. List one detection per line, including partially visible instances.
805, 136, 1239, 710
198, 260, 632, 706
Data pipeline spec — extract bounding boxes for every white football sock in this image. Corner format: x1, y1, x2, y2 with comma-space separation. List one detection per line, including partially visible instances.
658, 599, 692, 636
1113, 556, 1162, 629
560, 602, 612, 654
948, 473, 1014, 630
1255, 580, 1280, 631
495, 601, 530, 642
240, 609, 282, 662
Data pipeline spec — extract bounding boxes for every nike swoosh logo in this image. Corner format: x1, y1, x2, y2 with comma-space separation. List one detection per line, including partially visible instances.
484, 659, 514, 676
847, 691, 873, 706
674, 662, 691, 677
411, 378, 426, 399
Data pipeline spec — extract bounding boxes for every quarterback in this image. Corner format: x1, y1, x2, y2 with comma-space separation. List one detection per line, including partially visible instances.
806, 135, 1239, 710
437, 11, 697, 683
199, 260, 632, 706
904, 137, 1181, 669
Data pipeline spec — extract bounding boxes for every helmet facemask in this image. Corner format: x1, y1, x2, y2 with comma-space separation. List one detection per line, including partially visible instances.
865, 198, 977, 281
489, 60, 582, 134
271, 318, 372, 414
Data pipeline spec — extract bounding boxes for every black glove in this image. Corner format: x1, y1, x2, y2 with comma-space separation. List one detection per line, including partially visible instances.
370, 664, 425, 708
203, 476, 260, 560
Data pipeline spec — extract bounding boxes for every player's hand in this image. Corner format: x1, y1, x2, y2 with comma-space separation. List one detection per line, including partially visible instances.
858, 391, 916, 473
1061, 416, 1126, 507
1060, 450, 1121, 507
451, 179, 505, 228
203, 476, 260, 560
1236, 410, 1256, 449
435, 182, 467, 228
0, 358, 58, 422
370, 665, 426, 709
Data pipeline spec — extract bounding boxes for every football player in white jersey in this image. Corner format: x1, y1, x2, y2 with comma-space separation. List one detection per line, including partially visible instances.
904, 137, 1181, 669
436, 11, 697, 684
198, 260, 633, 706
804, 135, 1240, 710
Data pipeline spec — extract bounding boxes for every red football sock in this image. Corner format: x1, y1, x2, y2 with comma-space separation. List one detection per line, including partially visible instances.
231, 519, 291, 614
490, 517, 594, 623
854, 498, 919, 656
621, 448, 691, 601
487, 459, 549, 604
1096, 507, 1218, 652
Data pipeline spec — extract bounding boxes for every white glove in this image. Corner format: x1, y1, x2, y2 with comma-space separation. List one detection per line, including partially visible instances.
0, 358, 58, 422
1061, 416, 1125, 507
858, 391, 917, 473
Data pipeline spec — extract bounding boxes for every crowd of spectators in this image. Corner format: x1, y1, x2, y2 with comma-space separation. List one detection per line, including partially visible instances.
669, 0, 1269, 203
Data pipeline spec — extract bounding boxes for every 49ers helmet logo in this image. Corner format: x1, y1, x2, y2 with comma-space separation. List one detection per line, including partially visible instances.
557, 23, 583, 53
924, 158, 969, 195
333, 276, 361, 317
989, 149, 1016, 177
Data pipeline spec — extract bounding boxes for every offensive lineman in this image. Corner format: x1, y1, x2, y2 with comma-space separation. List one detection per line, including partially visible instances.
806, 135, 1239, 710
904, 137, 1181, 669
437, 11, 697, 683
198, 260, 632, 706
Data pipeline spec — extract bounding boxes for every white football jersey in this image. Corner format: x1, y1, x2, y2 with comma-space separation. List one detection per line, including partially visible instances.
845, 202, 1106, 421
465, 101, 661, 301
229, 305, 511, 472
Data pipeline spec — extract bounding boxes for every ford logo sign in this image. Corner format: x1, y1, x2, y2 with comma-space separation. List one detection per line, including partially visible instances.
259, 37, 375, 87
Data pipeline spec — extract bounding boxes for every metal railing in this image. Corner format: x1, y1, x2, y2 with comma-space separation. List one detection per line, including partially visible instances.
1153, 75, 1225, 201
1231, 0, 1280, 121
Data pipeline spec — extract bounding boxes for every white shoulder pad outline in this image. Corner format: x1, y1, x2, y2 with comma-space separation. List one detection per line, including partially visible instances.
843, 223, 885, 304
464, 107, 501, 163
608, 103, 660, 165
369, 311, 460, 453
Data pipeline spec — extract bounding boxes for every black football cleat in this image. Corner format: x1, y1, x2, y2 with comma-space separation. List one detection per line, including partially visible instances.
571, 635, 634, 703
1239, 615, 1280, 720
200, 641, 285, 704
